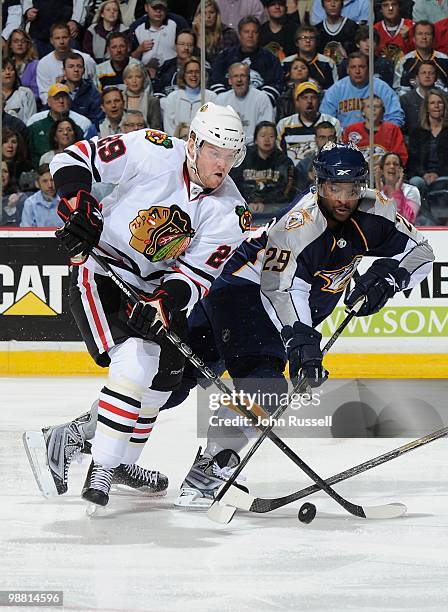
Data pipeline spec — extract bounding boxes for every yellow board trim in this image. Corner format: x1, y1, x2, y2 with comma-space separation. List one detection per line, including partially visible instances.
0, 352, 447, 378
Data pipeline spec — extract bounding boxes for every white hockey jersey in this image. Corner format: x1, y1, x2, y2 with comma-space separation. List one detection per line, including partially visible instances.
50, 130, 252, 309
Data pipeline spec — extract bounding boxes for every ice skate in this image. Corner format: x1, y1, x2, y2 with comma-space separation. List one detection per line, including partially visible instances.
82, 460, 114, 515
111, 464, 168, 497
174, 447, 247, 509
23, 411, 94, 497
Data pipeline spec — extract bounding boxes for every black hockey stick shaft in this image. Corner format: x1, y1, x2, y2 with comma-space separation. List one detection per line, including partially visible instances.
210, 303, 367, 517
90, 251, 371, 518
249, 425, 448, 513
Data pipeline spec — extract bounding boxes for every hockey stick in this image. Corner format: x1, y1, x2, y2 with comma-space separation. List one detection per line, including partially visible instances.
219, 425, 448, 514
90, 252, 406, 522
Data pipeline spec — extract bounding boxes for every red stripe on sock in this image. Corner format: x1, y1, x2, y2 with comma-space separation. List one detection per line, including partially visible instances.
99, 399, 139, 420
132, 426, 153, 434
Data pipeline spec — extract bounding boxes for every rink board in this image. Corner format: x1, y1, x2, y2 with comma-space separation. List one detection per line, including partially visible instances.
0, 228, 447, 377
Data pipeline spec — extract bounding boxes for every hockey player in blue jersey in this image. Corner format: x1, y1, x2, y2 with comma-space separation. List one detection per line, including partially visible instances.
26, 143, 435, 509
174, 141, 434, 507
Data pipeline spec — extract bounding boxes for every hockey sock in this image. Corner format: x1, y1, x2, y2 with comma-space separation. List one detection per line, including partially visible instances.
121, 388, 171, 464
121, 406, 159, 465
93, 381, 143, 468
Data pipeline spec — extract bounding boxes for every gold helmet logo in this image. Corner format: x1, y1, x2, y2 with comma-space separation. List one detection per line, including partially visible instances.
129, 205, 195, 261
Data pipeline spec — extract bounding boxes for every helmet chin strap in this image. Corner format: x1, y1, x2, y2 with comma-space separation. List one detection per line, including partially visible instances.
185, 140, 208, 188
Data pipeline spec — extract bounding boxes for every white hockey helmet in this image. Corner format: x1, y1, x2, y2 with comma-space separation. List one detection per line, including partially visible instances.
188, 102, 246, 168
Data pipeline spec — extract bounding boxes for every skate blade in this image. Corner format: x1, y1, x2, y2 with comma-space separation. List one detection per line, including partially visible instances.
173, 489, 213, 510
22, 431, 59, 498
85, 502, 107, 518
110, 484, 167, 498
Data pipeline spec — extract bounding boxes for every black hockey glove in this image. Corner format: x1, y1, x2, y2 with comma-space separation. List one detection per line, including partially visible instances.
345, 258, 410, 317
55, 190, 103, 265
281, 321, 328, 388
127, 280, 191, 340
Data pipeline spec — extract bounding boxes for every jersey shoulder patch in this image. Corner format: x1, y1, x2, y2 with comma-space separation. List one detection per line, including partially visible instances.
144, 129, 173, 149
358, 188, 396, 222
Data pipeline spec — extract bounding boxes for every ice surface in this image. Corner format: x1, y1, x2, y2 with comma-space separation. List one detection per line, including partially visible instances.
1, 377, 447, 612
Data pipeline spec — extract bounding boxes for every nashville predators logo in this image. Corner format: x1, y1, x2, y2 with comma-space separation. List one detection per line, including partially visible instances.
315, 256, 362, 293
145, 129, 173, 149
235, 205, 252, 232
285, 209, 311, 230
129, 205, 195, 261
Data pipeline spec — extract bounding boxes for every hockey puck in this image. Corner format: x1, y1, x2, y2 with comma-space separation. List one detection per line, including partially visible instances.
298, 502, 316, 524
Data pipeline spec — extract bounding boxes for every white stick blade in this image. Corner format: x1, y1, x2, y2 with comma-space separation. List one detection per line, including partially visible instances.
364, 502, 407, 520
207, 501, 237, 524
219, 485, 255, 511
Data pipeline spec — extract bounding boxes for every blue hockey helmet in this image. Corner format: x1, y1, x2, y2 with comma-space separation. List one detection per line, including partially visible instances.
313, 142, 369, 183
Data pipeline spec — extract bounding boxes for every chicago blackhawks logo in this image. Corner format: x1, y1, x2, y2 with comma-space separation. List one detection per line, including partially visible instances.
316, 256, 362, 293
129, 205, 195, 261
145, 129, 173, 149
235, 205, 252, 232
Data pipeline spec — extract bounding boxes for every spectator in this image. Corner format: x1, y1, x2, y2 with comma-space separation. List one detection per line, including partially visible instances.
120, 109, 148, 132
122, 63, 162, 129
216, 62, 274, 145
413, 0, 448, 24
283, 24, 338, 90
2, 1, 22, 43
7, 29, 39, 101
83, 0, 129, 63
96, 31, 142, 91
374, 0, 414, 65
192, 0, 238, 66
173, 121, 190, 140
400, 61, 439, 135
316, 0, 358, 56
61, 52, 104, 127
343, 95, 408, 165
39, 117, 83, 165
152, 30, 197, 98
130, 0, 178, 72
2, 57, 37, 123
375, 152, 421, 223
288, 0, 311, 22
36, 23, 96, 105
310, 0, 368, 24
20, 163, 59, 227
394, 21, 448, 95
23, 0, 90, 58
2, 127, 32, 183
320, 52, 404, 128
434, 17, 448, 55
210, 16, 283, 106
215, 0, 266, 30
259, 0, 298, 60
295, 120, 337, 191
341, 25, 394, 87
1, 160, 28, 226
407, 89, 448, 198
2, 94, 29, 145
27, 83, 96, 168
99, 86, 125, 136
277, 80, 342, 164
276, 57, 313, 121
231, 120, 298, 220
163, 57, 217, 135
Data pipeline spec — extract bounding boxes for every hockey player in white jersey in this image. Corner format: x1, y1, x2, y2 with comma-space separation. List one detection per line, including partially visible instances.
23, 102, 252, 510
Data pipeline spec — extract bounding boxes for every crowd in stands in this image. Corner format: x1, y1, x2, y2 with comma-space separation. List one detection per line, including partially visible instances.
2, 0, 448, 227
